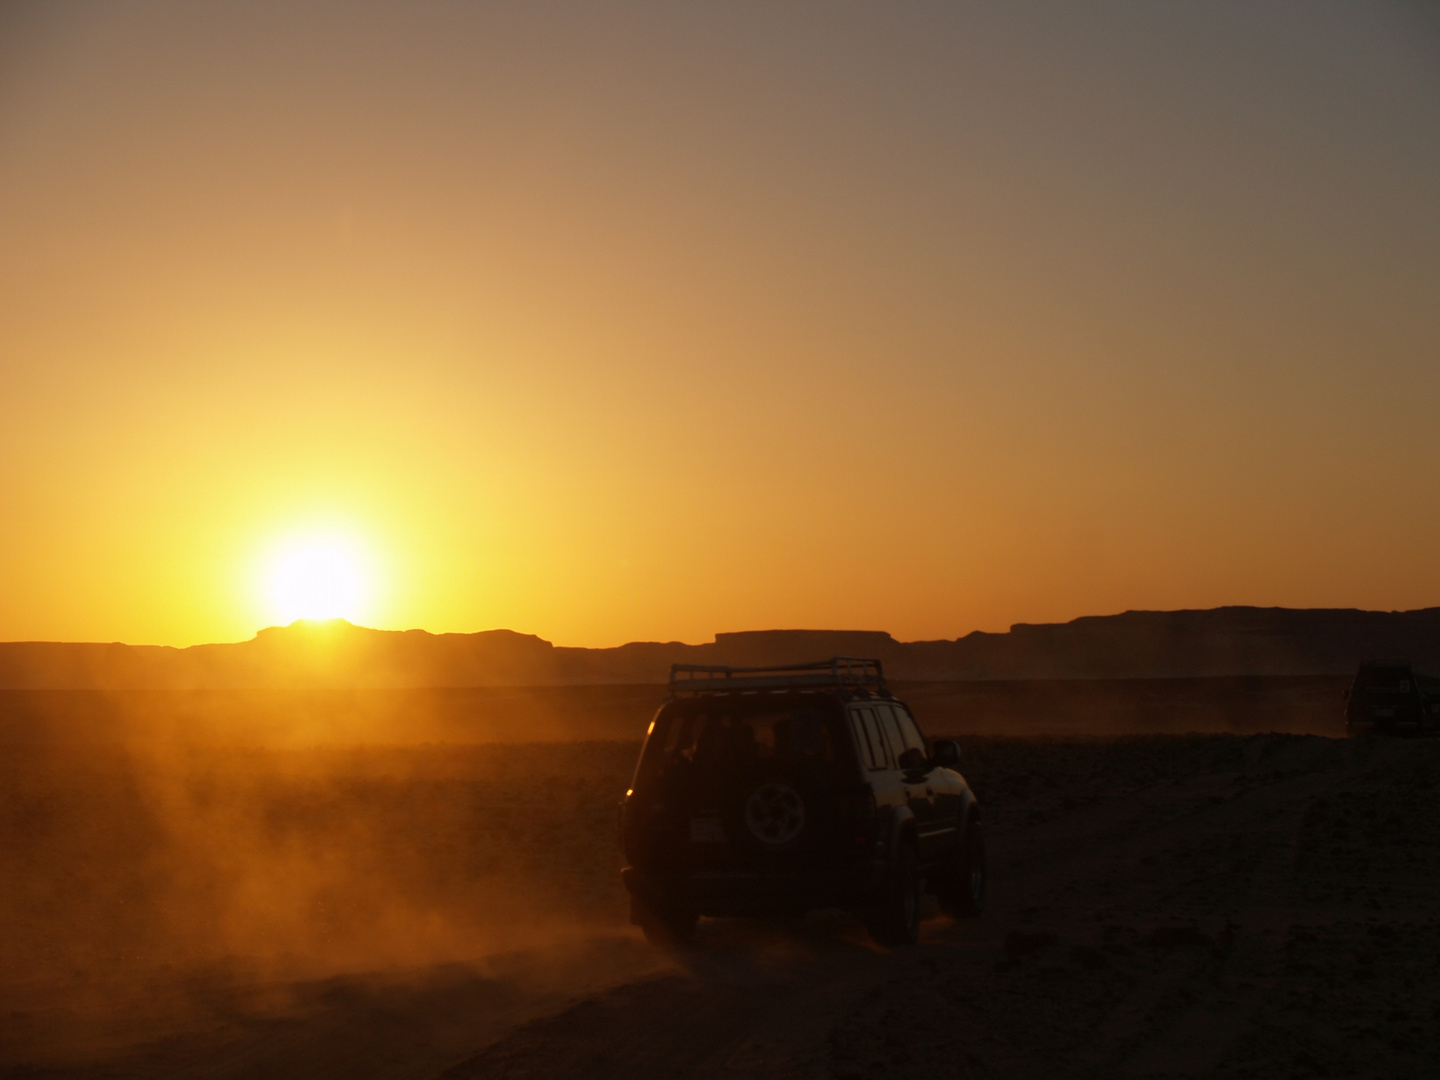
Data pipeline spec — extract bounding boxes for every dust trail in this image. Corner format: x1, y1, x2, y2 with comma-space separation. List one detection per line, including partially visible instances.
0, 678, 1346, 1073
899, 675, 1348, 737
0, 687, 659, 1070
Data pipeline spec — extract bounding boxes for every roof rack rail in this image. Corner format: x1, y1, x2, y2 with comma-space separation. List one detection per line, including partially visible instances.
668, 657, 888, 696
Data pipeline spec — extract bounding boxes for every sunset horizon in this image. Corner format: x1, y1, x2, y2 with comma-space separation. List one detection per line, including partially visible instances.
10, 599, 1440, 653
4, 2, 1436, 653
4, 4, 1439, 1071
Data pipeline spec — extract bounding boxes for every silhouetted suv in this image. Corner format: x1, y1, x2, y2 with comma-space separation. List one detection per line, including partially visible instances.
620, 658, 985, 946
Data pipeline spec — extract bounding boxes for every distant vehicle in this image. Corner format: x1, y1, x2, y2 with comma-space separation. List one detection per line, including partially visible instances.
1345, 662, 1440, 736
620, 658, 984, 947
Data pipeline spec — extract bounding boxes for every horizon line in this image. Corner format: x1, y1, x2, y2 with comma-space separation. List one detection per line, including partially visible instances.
4, 603, 1438, 651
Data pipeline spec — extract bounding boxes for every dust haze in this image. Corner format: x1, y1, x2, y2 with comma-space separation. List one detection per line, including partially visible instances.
0, 687, 663, 1071
6, 678, 1431, 1079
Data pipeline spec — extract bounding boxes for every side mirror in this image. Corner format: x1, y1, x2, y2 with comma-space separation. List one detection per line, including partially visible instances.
897, 747, 927, 771
932, 740, 961, 768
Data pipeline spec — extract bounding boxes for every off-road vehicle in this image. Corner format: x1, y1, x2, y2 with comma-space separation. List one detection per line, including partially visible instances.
620, 658, 984, 947
1345, 662, 1440, 736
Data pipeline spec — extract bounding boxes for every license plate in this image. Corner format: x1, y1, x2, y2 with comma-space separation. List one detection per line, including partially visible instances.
690, 817, 726, 843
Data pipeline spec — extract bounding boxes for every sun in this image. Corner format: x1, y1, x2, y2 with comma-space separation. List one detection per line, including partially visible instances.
260, 532, 373, 624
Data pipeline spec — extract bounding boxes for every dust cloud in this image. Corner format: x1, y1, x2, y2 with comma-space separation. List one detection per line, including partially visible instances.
2, 677, 1354, 1076
0, 688, 663, 1069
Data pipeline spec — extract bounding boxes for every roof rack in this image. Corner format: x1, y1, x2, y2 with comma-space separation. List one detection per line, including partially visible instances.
669, 657, 888, 696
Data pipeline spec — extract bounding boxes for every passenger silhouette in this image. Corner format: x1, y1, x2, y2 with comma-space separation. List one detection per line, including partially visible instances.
694, 715, 758, 779
775, 711, 828, 760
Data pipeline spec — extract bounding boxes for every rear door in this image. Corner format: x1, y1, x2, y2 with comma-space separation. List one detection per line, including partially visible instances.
848, 704, 906, 846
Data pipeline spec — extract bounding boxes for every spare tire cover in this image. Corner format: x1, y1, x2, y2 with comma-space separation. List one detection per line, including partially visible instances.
724, 761, 839, 855
743, 780, 807, 846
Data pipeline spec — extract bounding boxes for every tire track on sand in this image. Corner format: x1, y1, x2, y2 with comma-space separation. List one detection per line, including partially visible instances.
438, 921, 905, 1080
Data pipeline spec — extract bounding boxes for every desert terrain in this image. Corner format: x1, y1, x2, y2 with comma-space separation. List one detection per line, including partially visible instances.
3, 680, 1436, 1079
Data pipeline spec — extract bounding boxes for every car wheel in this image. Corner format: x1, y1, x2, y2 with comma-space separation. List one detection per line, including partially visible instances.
866, 840, 920, 947
938, 819, 986, 918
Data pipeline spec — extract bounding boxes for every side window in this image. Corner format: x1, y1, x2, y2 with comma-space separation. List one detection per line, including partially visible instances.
847, 710, 872, 769
850, 708, 888, 770
894, 708, 927, 756
875, 706, 908, 766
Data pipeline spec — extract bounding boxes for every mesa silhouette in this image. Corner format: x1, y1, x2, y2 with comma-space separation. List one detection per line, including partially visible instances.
3, 606, 1438, 690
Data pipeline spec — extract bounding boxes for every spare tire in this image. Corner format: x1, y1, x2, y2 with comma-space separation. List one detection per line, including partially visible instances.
723, 764, 834, 855
743, 779, 807, 847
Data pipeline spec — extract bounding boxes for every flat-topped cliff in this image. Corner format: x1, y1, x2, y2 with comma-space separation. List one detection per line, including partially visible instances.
3, 606, 1438, 689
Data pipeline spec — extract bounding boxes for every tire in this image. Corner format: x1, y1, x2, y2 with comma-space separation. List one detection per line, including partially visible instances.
866, 840, 921, 947
938, 819, 986, 918
632, 893, 698, 948
724, 765, 830, 855
741, 778, 808, 847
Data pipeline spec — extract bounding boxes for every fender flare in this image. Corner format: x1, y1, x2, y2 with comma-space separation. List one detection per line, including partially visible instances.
940, 791, 982, 868
959, 789, 981, 830
885, 805, 918, 861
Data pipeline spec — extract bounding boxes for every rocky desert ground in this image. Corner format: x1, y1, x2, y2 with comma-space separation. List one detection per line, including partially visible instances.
2, 683, 1436, 1079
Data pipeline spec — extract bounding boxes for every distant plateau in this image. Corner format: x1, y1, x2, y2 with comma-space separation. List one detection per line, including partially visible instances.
3, 607, 1439, 689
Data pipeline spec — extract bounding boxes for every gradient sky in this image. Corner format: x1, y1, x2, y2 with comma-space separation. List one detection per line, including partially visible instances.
2, 1, 1437, 648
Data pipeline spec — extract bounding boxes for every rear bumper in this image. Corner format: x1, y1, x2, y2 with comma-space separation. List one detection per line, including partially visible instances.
622, 860, 887, 917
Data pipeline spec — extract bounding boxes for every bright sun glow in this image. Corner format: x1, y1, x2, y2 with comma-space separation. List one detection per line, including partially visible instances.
261, 532, 373, 624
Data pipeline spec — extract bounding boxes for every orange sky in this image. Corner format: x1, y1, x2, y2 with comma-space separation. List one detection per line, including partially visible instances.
2, 1, 1438, 648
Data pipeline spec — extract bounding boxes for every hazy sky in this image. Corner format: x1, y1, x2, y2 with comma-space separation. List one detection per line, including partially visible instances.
2, 1, 1437, 647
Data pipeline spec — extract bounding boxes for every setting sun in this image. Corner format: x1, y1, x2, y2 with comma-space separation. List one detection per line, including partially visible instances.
3, 5, 1439, 1077
260, 533, 374, 624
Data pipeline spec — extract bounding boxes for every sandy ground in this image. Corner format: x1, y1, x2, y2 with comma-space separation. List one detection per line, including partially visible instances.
439, 734, 1440, 1080
4, 690, 1437, 1078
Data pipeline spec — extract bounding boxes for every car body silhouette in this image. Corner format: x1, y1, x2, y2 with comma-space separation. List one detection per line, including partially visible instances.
621, 658, 984, 946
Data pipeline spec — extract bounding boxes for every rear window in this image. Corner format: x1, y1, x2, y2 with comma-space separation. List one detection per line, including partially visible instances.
636, 700, 846, 790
